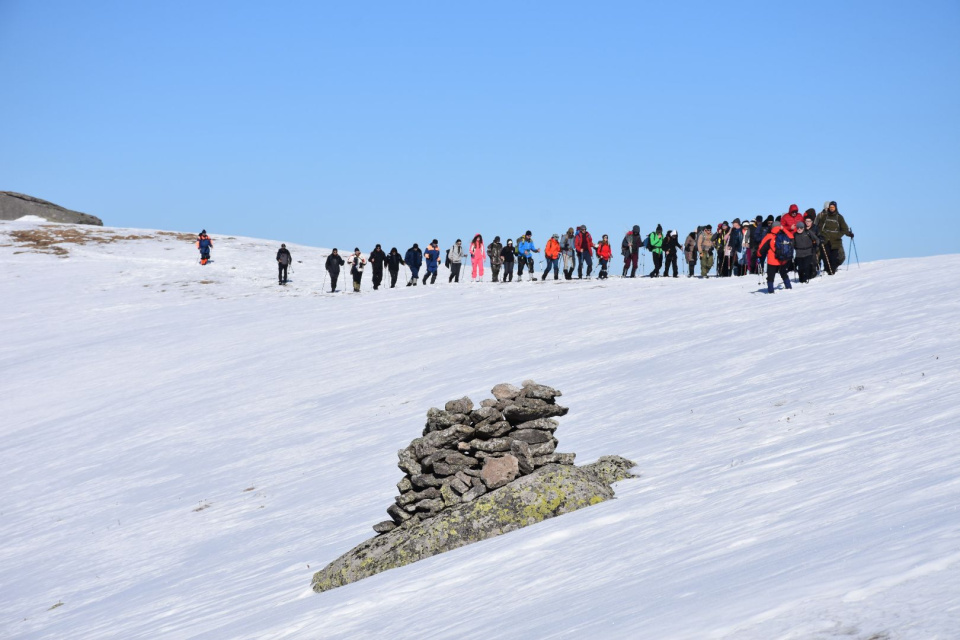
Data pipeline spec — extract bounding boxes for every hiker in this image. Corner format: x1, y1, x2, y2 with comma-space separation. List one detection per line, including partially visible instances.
487, 236, 503, 282
803, 215, 822, 277
404, 243, 422, 286
384, 247, 405, 288
683, 231, 698, 277
325, 248, 344, 292
697, 224, 714, 278
276, 243, 292, 285
712, 222, 729, 276
368, 244, 387, 290
560, 227, 576, 280
662, 230, 680, 277
423, 240, 440, 284
196, 230, 213, 265
447, 239, 464, 283
596, 234, 612, 279
575, 225, 594, 278
724, 219, 743, 276
781, 204, 804, 236
741, 220, 755, 276
500, 239, 516, 282
349, 248, 366, 292
542, 233, 561, 280
622, 225, 641, 277
469, 234, 485, 281
815, 201, 853, 274
647, 225, 664, 277
793, 221, 818, 283
754, 216, 774, 272
757, 223, 794, 294
518, 231, 539, 281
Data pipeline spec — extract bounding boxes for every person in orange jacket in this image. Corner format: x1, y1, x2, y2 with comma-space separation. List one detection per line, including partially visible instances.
541, 233, 562, 280
196, 230, 213, 265
757, 224, 794, 294
596, 234, 613, 279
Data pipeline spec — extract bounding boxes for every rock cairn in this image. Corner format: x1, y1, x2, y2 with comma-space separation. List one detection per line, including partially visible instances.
373, 380, 575, 535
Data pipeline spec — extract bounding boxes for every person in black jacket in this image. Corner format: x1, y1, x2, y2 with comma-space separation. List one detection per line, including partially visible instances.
276, 243, 292, 285
325, 248, 345, 293
500, 239, 516, 282
384, 247, 405, 288
662, 231, 680, 277
369, 244, 387, 290
404, 244, 423, 286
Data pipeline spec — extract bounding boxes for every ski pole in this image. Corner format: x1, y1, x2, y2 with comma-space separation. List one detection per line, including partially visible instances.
321, 257, 328, 292
852, 237, 860, 268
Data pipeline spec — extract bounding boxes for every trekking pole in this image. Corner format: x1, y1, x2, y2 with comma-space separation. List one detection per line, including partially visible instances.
820, 243, 833, 276
849, 237, 860, 269
320, 257, 327, 292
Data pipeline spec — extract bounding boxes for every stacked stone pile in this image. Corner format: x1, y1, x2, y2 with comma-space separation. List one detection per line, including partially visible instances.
374, 380, 576, 534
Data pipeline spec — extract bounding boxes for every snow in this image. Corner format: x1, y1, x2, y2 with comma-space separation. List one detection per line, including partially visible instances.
1, 218, 958, 639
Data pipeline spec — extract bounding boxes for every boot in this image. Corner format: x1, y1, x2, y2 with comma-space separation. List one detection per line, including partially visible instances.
767, 280, 775, 294
622, 265, 629, 277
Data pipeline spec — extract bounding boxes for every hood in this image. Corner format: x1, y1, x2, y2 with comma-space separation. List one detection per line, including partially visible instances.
788, 204, 799, 214
632, 225, 640, 234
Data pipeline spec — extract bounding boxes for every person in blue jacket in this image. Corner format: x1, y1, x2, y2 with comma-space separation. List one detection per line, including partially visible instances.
422, 239, 440, 285
404, 243, 422, 286
517, 231, 540, 281
196, 230, 213, 265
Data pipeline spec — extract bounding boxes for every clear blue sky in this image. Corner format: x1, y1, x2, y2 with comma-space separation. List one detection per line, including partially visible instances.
2, 1, 958, 260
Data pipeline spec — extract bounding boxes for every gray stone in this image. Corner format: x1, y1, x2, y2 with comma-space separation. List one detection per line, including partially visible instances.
511, 429, 552, 444
444, 397, 474, 414
0, 191, 103, 226
533, 452, 576, 467
313, 462, 635, 592
415, 498, 444, 513
396, 477, 412, 494
479, 399, 499, 408
386, 503, 413, 524
510, 439, 534, 475
411, 424, 475, 459
481, 454, 519, 489
397, 448, 422, 476
468, 437, 513, 453
502, 400, 568, 425
491, 383, 522, 400
475, 420, 513, 438
513, 418, 560, 432
582, 455, 638, 484
424, 409, 471, 432
528, 439, 558, 457
373, 520, 397, 534
410, 474, 443, 489
396, 487, 440, 506
520, 382, 562, 402
469, 406, 502, 423
454, 470, 472, 485
421, 450, 477, 470
460, 482, 487, 503
448, 477, 470, 494
433, 461, 473, 476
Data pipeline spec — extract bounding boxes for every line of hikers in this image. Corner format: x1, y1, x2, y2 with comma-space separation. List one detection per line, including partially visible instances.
199, 201, 854, 295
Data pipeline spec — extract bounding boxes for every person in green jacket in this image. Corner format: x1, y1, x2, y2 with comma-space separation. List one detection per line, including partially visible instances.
648, 224, 664, 277
815, 200, 853, 275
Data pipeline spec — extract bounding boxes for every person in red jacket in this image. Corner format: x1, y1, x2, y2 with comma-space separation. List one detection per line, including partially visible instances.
596, 234, 613, 279
757, 224, 794, 294
780, 204, 805, 234
575, 225, 594, 278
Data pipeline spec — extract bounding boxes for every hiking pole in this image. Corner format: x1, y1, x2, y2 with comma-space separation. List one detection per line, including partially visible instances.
321, 257, 328, 293
820, 243, 833, 276
850, 237, 860, 269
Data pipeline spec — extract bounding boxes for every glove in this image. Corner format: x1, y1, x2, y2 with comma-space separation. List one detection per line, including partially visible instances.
848, 231, 854, 238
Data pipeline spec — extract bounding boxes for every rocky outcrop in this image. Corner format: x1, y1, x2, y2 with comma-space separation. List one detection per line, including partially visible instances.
0, 191, 103, 226
311, 381, 638, 593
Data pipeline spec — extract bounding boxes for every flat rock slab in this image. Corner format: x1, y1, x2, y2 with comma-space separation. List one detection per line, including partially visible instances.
312, 457, 636, 593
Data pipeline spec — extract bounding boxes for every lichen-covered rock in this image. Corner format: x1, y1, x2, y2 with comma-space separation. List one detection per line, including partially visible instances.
533, 452, 576, 467
513, 417, 560, 432
468, 437, 513, 453
520, 382, 562, 402
475, 420, 512, 438
582, 455, 638, 484
511, 429, 552, 444
312, 461, 634, 593
444, 397, 474, 414
372, 520, 397, 534
480, 454, 519, 489
397, 448, 422, 476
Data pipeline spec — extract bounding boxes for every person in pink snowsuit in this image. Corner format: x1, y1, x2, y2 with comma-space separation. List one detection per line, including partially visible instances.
469, 234, 485, 280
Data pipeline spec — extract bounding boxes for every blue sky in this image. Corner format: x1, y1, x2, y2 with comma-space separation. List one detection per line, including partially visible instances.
2, 1, 958, 260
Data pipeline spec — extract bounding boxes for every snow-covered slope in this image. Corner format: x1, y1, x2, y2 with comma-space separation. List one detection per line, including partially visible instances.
2, 219, 958, 639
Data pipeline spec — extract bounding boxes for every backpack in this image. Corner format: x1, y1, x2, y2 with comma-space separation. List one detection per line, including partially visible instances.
515, 236, 524, 255
643, 234, 653, 251
774, 231, 794, 262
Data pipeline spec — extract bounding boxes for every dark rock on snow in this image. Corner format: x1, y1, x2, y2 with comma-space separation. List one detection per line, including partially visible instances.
0, 191, 103, 226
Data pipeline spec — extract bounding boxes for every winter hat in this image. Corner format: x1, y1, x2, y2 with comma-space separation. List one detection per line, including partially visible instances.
506, 238, 513, 244
633, 225, 640, 234
552, 233, 559, 239
494, 235, 500, 242
755, 215, 763, 223
567, 227, 574, 235
669, 230, 677, 236
765, 215, 774, 223
705, 223, 713, 229
412, 243, 418, 249
432, 239, 438, 245
732, 218, 740, 225
525, 230, 532, 236
390, 247, 397, 252
656, 224, 663, 233
722, 221, 729, 228
829, 201, 838, 210
354, 247, 360, 252
200, 229, 206, 235
456, 239, 462, 244
281, 243, 286, 247
795, 223, 805, 231
789, 204, 799, 214
375, 243, 381, 249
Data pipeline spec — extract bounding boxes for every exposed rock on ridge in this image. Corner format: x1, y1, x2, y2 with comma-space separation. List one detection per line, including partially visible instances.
0, 191, 103, 226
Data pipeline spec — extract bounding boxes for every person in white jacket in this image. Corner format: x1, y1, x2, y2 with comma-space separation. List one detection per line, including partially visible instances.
349, 248, 367, 292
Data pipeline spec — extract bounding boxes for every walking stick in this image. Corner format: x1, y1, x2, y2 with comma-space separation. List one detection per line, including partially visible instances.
820, 243, 833, 276
321, 257, 328, 292
848, 237, 860, 269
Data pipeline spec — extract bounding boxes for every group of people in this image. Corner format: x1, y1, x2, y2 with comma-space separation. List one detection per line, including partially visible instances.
197, 202, 854, 295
